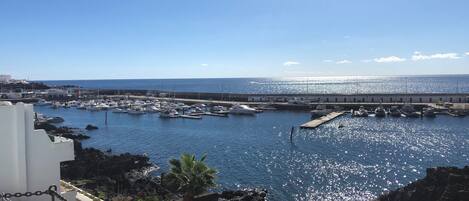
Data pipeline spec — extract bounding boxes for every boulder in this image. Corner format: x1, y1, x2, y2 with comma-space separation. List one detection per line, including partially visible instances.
85, 124, 98, 130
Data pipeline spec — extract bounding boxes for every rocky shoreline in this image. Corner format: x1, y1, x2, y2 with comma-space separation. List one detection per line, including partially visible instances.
376, 166, 469, 201
36, 120, 268, 200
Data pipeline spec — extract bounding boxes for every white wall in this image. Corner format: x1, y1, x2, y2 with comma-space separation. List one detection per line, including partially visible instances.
0, 102, 74, 201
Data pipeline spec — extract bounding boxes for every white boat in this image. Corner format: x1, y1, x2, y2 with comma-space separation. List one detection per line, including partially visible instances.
354, 106, 369, 117
86, 105, 101, 111
46, 116, 65, 123
159, 109, 179, 118
77, 104, 87, 110
35, 99, 51, 106
112, 108, 127, 113
212, 106, 228, 113
229, 104, 257, 115
128, 107, 146, 115
146, 106, 160, 113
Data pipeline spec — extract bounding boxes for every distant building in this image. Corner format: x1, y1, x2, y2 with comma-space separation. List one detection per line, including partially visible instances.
46, 88, 70, 97
0, 102, 75, 200
0, 74, 12, 83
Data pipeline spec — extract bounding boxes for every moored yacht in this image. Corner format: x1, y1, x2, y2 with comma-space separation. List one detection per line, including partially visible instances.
401, 104, 419, 118
112, 108, 127, 113
159, 109, 179, 118
229, 104, 257, 115
353, 106, 369, 117
389, 106, 402, 117
423, 107, 436, 118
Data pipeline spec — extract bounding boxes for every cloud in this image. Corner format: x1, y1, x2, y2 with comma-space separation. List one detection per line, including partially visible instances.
412, 51, 461, 61
283, 61, 300, 66
336, 60, 352, 64
373, 56, 406, 63
200, 63, 208, 67
465, 52, 469, 56
323, 60, 333, 63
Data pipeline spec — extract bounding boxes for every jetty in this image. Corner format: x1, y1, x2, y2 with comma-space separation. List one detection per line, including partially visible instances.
300, 111, 346, 129
179, 114, 202, 119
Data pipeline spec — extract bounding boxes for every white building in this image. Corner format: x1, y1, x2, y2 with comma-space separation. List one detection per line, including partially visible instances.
0, 74, 12, 83
46, 88, 70, 97
0, 102, 75, 201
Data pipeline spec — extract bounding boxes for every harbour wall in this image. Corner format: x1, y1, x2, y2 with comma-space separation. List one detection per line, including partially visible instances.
92, 89, 469, 104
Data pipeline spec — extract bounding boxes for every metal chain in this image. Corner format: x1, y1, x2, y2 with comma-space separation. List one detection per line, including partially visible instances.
0, 185, 67, 201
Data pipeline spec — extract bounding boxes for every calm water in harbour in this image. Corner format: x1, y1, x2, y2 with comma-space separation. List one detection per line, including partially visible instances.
42, 75, 469, 94
36, 106, 469, 201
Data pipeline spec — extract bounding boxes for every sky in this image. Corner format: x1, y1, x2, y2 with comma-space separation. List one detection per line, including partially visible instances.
1, 0, 469, 80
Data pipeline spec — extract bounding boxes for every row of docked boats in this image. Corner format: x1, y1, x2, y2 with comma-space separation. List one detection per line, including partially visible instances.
37, 98, 263, 119
310, 104, 446, 118
353, 105, 438, 118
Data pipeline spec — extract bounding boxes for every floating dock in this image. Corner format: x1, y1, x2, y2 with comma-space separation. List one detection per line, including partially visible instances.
300, 111, 346, 129
180, 115, 202, 119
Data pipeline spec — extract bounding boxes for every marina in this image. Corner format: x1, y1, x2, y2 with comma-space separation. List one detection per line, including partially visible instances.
34, 104, 469, 201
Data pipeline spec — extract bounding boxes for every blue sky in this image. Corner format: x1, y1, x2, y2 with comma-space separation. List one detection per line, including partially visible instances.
1, 0, 469, 80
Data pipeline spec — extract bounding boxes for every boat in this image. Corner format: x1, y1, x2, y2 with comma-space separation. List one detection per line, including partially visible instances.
146, 106, 160, 113
389, 106, 402, 117
180, 114, 202, 119
423, 107, 436, 118
159, 109, 179, 118
229, 104, 257, 115
353, 106, 369, 117
212, 106, 229, 114
77, 104, 87, 110
128, 108, 146, 115
310, 105, 333, 118
46, 117, 65, 123
374, 106, 386, 117
86, 105, 101, 111
35, 99, 51, 106
112, 108, 127, 113
401, 104, 419, 118
448, 110, 466, 117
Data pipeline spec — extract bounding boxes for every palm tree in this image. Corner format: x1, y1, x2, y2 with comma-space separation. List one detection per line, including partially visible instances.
165, 153, 217, 201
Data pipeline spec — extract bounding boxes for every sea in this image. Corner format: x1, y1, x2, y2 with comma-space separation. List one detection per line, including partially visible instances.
36, 75, 469, 201
41, 75, 469, 94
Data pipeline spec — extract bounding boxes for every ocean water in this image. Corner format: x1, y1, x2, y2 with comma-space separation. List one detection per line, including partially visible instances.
41, 75, 469, 94
36, 106, 469, 201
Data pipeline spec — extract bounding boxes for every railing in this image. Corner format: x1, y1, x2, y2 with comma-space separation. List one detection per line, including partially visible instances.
1, 185, 67, 201
60, 180, 103, 201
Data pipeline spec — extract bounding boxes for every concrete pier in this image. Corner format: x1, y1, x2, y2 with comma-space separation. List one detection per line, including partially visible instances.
300, 111, 346, 129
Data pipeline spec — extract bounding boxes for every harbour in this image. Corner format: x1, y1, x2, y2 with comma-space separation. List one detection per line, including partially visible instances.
34, 104, 469, 200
